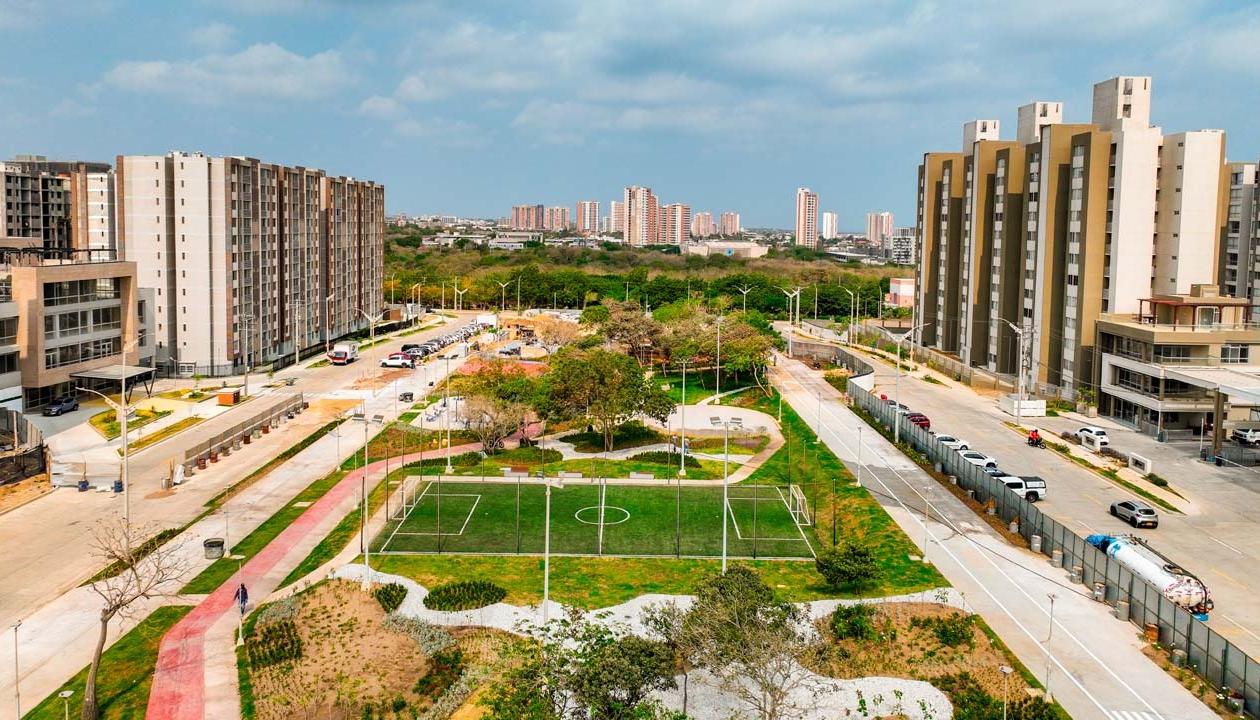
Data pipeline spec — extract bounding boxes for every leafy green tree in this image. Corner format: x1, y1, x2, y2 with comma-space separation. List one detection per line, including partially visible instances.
544, 348, 675, 451
815, 542, 882, 590
571, 635, 677, 719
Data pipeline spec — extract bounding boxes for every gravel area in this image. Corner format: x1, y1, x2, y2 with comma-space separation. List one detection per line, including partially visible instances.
331, 564, 957, 718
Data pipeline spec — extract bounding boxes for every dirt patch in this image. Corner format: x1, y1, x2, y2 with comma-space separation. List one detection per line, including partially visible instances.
351, 368, 412, 391
809, 602, 1032, 699
248, 581, 429, 719
1141, 642, 1241, 719
0, 473, 53, 516
308, 398, 362, 420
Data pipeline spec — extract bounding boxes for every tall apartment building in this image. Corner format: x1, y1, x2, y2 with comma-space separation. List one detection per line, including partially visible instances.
544, 206, 570, 232
865, 211, 893, 247
624, 186, 659, 246
1219, 163, 1257, 306
1, 162, 70, 251
117, 152, 383, 377
511, 204, 545, 231
691, 211, 715, 238
719, 211, 740, 236
576, 200, 600, 235
6, 156, 117, 253
608, 200, 625, 234
915, 76, 1235, 399
794, 188, 818, 248
661, 203, 691, 245
821, 211, 839, 240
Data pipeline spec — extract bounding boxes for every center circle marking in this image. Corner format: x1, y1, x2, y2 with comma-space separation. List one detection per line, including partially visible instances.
574, 506, 631, 525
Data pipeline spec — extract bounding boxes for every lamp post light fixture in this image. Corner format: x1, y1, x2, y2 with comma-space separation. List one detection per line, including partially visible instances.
883, 322, 932, 445
352, 409, 383, 588
735, 283, 755, 313
240, 313, 255, 397
999, 665, 1013, 720
76, 384, 136, 525
678, 359, 689, 477
11, 619, 20, 719
541, 471, 565, 623
59, 689, 74, 720
356, 308, 386, 386
842, 287, 856, 343
1044, 592, 1057, 703
710, 416, 743, 574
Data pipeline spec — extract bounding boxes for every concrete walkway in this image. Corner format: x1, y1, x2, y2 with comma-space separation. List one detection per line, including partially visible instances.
772, 353, 1217, 720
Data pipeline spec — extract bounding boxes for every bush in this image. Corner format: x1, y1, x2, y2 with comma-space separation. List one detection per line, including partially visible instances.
423, 580, 507, 611
383, 614, 455, 654
629, 450, 700, 467
1147, 473, 1169, 487
815, 542, 882, 590
246, 619, 302, 668
373, 583, 408, 613
829, 603, 876, 641
413, 648, 465, 700
935, 672, 1058, 720
911, 612, 976, 648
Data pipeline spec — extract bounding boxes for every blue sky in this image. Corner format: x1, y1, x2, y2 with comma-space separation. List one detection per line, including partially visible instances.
2, 1, 1258, 229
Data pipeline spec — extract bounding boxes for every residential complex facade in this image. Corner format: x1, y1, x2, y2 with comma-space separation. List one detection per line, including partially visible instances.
608, 200, 625, 234
888, 227, 916, 265
544, 206, 570, 232
511, 204, 545, 231
865, 211, 893, 248
821, 211, 839, 240
691, 211, 715, 238
914, 75, 1253, 429
117, 152, 384, 377
661, 203, 691, 245
624, 186, 659, 246
719, 211, 741, 236
575, 200, 599, 235
794, 188, 818, 248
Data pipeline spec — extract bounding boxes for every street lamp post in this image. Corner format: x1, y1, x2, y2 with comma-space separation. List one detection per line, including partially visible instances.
541, 473, 565, 623
324, 292, 336, 353
778, 287, 801, 356
736, 283, 754, 313
999, 665, 1013, 720
11, 619, 20, 719
887, 323, 932, 444
842, 288, 856, 343
356, 308, 385, 386
711, 416, 743, 574
443, 356, 454, 474
714, 316, 723, 405
1044, 592, 1057, 703
353, 410, 382, 588
77, 385, 135, 524
240, 314, 255, 397
998, 318, 1028, 425
497, 280, 511, 315
678, 359, 689, 477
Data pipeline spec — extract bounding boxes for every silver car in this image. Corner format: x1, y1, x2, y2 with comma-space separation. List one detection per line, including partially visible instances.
1110, 499, 1159, 528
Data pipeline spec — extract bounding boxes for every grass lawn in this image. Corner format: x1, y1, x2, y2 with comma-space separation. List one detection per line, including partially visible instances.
182, 470, 347, 593
436, 456, 724, 480
374, 480, 813, 558
371, 554, 918, 608
126, 416, 204, 453
156, 388, 212, 402
22, 605, 192, 720
654, 369, 723, 404
89, 406, 172, 440
559, 421, 664, 453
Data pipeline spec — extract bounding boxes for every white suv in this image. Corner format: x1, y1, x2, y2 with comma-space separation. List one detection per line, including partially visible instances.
1076, 427, 1111, 446
935, 435, 970, 451
958, 450, 998, 468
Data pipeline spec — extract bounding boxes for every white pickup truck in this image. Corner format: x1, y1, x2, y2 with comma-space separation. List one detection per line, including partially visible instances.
1232, 427, 1260, 444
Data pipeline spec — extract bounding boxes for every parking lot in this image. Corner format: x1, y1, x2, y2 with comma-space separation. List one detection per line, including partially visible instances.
865, 356, 1260, 657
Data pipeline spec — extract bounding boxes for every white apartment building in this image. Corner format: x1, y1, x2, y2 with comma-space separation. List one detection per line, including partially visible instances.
1153, 130, 1226, 295
608, 200, 625, 234
794, 188, 818, 248
821, 211, 839, 240
576, 200, 599, 235
661, 203, 691, 245
118, 152, 384, 377
1220, 163, 1257, 308
865, 210, 893, 248
888, 227, 916, 265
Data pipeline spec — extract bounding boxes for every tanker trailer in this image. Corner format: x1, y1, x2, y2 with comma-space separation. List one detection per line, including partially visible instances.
1086, 534, 1213, 620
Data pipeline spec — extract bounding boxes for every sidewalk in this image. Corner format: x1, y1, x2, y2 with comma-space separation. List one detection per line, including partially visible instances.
772, 355, 1216, 720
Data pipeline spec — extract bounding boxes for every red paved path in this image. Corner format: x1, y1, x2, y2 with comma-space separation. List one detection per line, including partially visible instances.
145, 441, 482, 720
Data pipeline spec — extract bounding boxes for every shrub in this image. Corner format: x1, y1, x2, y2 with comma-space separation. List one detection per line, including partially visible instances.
383, 615, 455, 654
1147, 473, 1169, 487
815, 542, 882, 590
246, 619, 302, 667
373, 583, 409, 613
911, 613, 976, 648
413, 648, 465, 700
423, 580, 507, 611
935, 672, 1058, 720
629, 450, 700, 467
829, 603, 876, 641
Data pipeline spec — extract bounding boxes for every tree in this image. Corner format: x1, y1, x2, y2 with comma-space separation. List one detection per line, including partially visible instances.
600, 300, 662, 365
545, 348, 675, 452
571, 635, 676, 719
458, 395, 528, 454
815, 542, 882, 590
533, 316, 582, 354
83, 519, 186, 720
681, 566, 821, 720
642, 601, 702, 715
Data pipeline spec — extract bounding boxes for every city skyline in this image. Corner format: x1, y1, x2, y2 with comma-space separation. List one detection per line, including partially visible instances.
4, 3, 1258, 228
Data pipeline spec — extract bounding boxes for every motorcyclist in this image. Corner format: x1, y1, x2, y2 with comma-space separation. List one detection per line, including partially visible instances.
1027, 427, 1043, 447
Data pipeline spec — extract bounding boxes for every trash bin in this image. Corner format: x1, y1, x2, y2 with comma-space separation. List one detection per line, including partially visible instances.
1216, 456, 1224, 467
113, 479, 123, 493
204, 538, 225, 559
77, 479, 89, 492
1156, 430, 1166, 443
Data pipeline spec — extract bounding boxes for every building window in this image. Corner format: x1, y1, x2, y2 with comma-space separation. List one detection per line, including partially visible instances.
1223, 344, 1250, 364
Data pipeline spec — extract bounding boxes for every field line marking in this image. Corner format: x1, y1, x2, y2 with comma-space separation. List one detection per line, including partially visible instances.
456, 495, 481, 535
383, 479, 432, 552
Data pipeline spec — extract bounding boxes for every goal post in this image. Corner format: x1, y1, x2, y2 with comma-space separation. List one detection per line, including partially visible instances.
787, 484, 811, 526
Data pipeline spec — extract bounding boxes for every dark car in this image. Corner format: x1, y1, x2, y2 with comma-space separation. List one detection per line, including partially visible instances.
905, 412, 931, 430
43, 394, 79, 416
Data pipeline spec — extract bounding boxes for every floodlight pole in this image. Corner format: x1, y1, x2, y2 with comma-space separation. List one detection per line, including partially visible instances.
678, 360, 688, 477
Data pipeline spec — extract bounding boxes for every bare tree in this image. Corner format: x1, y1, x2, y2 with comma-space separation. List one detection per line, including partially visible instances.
83, 519, 186, 720
533, 316, 582, 354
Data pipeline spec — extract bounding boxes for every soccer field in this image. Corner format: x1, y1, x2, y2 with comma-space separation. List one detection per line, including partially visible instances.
375, 478, 818, 559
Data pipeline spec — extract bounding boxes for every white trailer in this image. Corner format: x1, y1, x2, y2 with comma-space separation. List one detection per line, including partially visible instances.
1087, 534, 1213, 618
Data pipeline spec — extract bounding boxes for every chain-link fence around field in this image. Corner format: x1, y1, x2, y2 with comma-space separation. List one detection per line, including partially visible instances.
374, 475, 825, 560
838, 346, 1260, 716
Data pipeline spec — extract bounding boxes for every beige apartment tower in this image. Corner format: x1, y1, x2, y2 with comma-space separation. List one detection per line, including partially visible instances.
794, 188, 818, 248
118, 152, 384, 377
624, 186, 659, 246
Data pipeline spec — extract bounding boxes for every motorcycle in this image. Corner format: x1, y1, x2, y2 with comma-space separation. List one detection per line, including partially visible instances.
1027, 436, 1046, 448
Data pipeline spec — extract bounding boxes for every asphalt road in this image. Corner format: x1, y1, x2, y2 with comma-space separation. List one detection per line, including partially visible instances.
858, 345, 1260, 658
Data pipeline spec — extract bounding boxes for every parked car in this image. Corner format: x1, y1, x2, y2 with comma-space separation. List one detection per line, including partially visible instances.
1076, 426, 1111, 446
1231, 427, 1260, 444
958, 450, 998, 468
381, 355, 414, 369
905, 413, 930, 430
42, 394, 79, 416
1111, 499, 1159, 528
997, 475, 1046, 502
935, 434, 970, 451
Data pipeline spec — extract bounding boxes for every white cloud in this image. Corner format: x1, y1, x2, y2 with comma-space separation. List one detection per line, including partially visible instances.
188, 21, 237, 51
357, 95, 401, 118
105, 43, 352, 103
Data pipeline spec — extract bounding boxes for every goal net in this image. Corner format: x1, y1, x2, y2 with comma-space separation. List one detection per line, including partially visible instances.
787, 484, 811, 526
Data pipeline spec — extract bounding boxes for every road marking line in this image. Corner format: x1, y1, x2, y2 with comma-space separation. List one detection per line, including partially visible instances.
1208, 535, 1244, 555
1222, 614, 1260, 643
1210, 568, 1245, 588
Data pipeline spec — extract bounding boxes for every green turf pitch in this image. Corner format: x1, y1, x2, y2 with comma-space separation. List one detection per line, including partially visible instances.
376, 479, 816, 559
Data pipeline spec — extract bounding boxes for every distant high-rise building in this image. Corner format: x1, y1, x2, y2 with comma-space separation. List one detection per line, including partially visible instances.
865, 211, 894, 248
794, 188, 818, 248
544, 206, 570, 232
821, 211, 839, 240
661, 203, 691, 245
6, 155, 117, 253
888, 227, 916, 265
511, 204, 545, 230
719, 211, 741, 236
691, 211, 715, 238
624, 186, 659, 246
609, 200, 625, 234
576, 200, 600, 235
